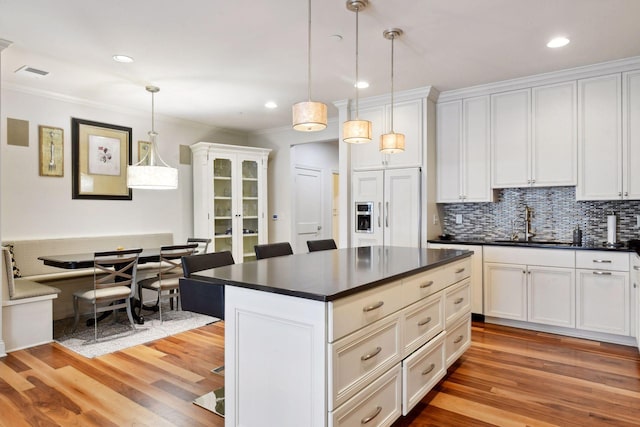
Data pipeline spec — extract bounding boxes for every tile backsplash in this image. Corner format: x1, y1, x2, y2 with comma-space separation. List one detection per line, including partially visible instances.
438, 187, 640, 245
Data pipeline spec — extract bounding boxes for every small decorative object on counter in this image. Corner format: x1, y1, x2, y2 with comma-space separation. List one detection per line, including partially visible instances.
572, 225, 582, 246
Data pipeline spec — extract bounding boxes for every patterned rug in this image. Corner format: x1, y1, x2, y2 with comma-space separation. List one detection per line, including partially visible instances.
54, 306, 218, 358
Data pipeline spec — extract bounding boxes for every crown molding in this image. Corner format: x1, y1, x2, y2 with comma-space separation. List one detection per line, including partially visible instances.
0, 39, 12, 52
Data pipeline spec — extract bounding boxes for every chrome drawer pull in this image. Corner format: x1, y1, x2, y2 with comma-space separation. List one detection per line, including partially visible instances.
422, 363, 436, 376
593, 271, 612, 275
453, 335, 464, 344
361, 406, 382, 424
420, 280, 434, 289
362, 301, 384, 312
455, 268, 465, 274
633, 266, 640, 271
361, 346, 382, 361
454, 297, 464, 305
593, 259, 612, 263
417, 317, 432, 326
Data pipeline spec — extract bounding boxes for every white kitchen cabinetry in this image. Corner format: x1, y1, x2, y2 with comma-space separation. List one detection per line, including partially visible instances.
623, 70, 640, 200
427, 243, 483, 315
576, 251, 630, 335
632, 253, 640, 352
491, 82, 576, 188
191, 142, 270, 262
436, 96, 492, 202
484, 247, 575, 327
351, 168, 421, 248
350, 99, 424, 170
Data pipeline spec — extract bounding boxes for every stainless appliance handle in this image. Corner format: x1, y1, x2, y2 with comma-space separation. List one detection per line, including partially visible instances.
385, 201, 389, 227
378, 202, 381, 228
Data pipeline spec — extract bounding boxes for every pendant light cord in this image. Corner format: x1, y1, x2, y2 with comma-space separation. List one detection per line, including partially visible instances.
390, 33, 395, 132
307, 0, 312, 102
354, 6, 360, 119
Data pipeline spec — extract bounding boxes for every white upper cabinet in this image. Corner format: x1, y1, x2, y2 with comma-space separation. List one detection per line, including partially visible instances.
350, 99, 424, 170
623, 70, 640, 200
491, 89, 531, 188
532, 81, 577, 186
576, 74, 623, 200
491, 82, 576, 188
437, 96, 492, 202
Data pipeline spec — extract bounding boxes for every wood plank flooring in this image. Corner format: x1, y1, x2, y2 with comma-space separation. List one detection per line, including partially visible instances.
1, 321, 639, 426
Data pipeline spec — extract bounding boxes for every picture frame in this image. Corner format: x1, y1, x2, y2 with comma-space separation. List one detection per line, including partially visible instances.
38, 125, 64, 177
71, 118, 132, 200
137, 140, 152, 166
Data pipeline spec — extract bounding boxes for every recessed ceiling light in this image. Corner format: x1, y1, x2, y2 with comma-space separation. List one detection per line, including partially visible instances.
265, 101, 278, 109
546, 37, 570, 48
113, 54, 134, 63
355, 81, 369, 89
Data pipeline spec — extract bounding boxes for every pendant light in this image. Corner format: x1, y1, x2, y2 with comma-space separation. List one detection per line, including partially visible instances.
380, 28, 405, 154
292, 0, 328, 132
127, 86, 179, 190
343, 0, 372, 144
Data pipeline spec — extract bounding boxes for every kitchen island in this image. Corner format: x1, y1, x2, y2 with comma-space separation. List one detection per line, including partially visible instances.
189, 246, 473, 426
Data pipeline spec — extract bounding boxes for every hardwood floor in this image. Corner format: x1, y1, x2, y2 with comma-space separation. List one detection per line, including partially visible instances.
1, 321, 639, 426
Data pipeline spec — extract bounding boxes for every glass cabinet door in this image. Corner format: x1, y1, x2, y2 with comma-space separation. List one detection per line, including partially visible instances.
213, 157, 233, 254
241, 159, 259, 262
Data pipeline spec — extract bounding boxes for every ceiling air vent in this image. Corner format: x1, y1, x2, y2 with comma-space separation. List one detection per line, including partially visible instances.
14, 65, 50, 78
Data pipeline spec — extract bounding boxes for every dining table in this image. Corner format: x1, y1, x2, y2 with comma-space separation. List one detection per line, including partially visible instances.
38, 248, 164, 325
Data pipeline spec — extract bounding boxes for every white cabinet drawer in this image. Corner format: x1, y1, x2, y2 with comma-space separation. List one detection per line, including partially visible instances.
575, 251, 629, 271
401, 331, 446, 416
444, 279, 471, 328
330, 280, 403, 342
445, 314, 472, 368
330, 365, 402, 427
484, 246, 575, 268
402, 291, 444, 357
329, 313, 402, 410
402, 258, 471, 305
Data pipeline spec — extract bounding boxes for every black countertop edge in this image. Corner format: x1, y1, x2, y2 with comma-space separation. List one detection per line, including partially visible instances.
188, 250, 473, 302
428, 239, 638, 254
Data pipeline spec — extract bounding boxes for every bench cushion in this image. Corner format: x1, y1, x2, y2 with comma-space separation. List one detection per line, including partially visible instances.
12, 278, 60, 300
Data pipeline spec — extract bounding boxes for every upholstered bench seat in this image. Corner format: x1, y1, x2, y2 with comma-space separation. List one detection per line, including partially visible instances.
10, 278, 61, 301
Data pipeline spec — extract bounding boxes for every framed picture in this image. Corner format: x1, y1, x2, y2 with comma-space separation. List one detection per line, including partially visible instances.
138, 140, 152, 166
71, 118, 132, 200
38, 125, 64, 177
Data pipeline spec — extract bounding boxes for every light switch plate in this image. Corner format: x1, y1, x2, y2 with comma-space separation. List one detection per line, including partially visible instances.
455, 214, 463, 224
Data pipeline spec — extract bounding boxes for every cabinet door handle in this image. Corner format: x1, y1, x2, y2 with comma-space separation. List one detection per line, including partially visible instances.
378, 202, 382, 228
363, 301, 384, 312
593, 259, 612, 263
453, 335, 464, 344
420, 280, 434, 289
618, 191, 622, 197
593, 271, 612, 275
625, 191, 629, 197
360, 406, 382, 424
454, 297, 464, 305
633, 266, 640, 271
360, 346, 382, 361
455, 268, 465, 274
385, 201, 389, 227
417, 317, 432, 326
422, 363, 436, 376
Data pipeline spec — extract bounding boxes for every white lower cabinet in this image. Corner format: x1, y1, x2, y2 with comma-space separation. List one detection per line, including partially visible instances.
484, 262, 527, 320
528, 266, 576, 328
576, 269, 629, 335
402, 292, 444, 357
445, 313, 472, 367
401, 332, 446, 415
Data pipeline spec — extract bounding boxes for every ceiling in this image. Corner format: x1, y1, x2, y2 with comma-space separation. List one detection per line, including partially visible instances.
2, 0, 640, 133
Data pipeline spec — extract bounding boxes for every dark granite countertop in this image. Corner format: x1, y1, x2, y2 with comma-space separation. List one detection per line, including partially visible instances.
428, 238, 637, 253
189, 246, 472, 301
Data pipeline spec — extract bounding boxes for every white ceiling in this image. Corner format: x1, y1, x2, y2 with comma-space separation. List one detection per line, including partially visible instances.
2, 0, 640, 133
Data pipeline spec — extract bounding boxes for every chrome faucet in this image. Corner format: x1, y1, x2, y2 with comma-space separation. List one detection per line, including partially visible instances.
524, 206, 536, 241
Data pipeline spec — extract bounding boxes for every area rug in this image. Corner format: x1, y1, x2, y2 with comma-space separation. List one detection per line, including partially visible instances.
54, 307, 218, 359
194, 386, 225, 418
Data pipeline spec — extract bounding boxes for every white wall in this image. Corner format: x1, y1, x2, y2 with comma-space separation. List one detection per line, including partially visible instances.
248, 121, 339, 244
1, 86, 248, 242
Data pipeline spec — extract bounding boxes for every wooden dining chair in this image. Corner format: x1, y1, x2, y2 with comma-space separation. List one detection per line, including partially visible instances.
72, 248, 142, 340
187, 237, 212, 254
306, 239, 337, 252
254, 242, 293, 260
136, 243, 198, 322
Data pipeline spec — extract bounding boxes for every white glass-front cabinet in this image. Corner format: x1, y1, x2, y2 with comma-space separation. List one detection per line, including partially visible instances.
191, 142, 271, 262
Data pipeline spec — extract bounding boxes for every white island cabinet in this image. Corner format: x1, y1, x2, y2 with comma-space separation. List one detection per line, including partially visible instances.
189, 247, 473, 426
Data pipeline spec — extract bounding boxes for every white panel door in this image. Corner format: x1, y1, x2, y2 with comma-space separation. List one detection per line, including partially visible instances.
532, 81, 577, 187
463, 96, 492, 201
352, 170, 384, 246
528, 266, 575, 328
384, 168, 421, 248
623, 70, 640, 200
484, 263, 527, 321
576, 269, 629, 335
436, 100, 462, 202
576, 74, 622, 200
293, 166, 323, 253
491, 89, 531, 188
